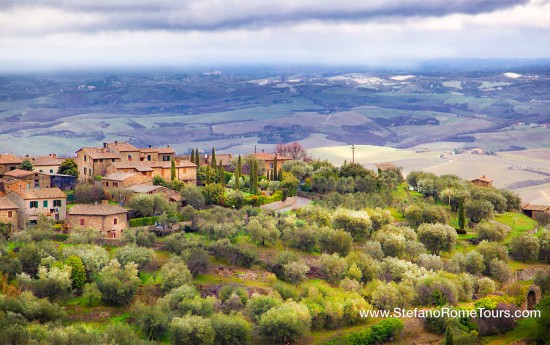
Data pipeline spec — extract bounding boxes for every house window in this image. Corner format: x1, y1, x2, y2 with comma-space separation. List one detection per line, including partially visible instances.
147, 155, 152, 161
50, 169, 53, 173
270, 162, 274, 169
43, 200, 48, 208
89, 170, 92, 176
112, 159, 116, 162
39, 169, 43, 172
114, 218, 118, 225
128, 154, 132, 161
80, 219, 85, 226
8, 211, 12, 218
27, 183, 31, 190
84, 167, 87, 175
30, 201, 38, 208
114, 182, 118, 188
53, 200, 61, 207
105, 182, 109, 187
163, 155, 170, 161
84, 155, 87, 162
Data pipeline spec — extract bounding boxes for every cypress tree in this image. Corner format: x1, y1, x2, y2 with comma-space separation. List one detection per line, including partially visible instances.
235, 155, 242, 190
211, 147, 217, 169
278, 168, 284, 182
195, 148, 200, 166
270, 169, 274, 181
218, 161, 225, 187
458, 200, 466, 230
273, 155, 278, 180
251, 160, 258, 194
445, 326, 454, 345
190, 149, 195, 163
206, 166, 211, 184
170, 158, 176, 181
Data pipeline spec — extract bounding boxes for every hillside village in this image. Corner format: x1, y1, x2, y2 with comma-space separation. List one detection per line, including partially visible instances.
0, 141, 549, 345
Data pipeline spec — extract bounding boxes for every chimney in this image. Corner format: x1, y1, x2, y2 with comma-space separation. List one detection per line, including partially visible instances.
167, 144, 170, 148
26, 154, 29, 157
103, 142, 107, 148
262, 149, 265, 153
115, 140, 118, 144
149, 145, 152, 148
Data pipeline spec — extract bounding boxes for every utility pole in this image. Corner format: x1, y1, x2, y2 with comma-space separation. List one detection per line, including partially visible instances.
351, 144, 355, 164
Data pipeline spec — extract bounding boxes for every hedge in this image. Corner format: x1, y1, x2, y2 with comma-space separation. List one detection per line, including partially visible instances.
326, 318, 404, 345
129, 214, 185, 227
244, 190, 284, 207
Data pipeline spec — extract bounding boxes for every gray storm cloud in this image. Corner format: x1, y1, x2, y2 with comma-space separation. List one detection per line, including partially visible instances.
0, 0, 531, 32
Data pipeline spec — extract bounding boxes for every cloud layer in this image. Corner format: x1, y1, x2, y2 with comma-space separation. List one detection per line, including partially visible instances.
0, 0, 548, 71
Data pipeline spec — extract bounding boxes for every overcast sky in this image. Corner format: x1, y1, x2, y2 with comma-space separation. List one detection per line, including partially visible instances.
0, 0, 549, 72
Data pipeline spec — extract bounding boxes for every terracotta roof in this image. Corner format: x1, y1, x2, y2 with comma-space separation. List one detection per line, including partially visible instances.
0, 154, 23, 165
22, 155, 63, 167
253, 153, 292, 161
472, 175, 493, 183
103, 172, 139, 181
69, 203, 127, 216
147, 160, 196, 168
125, 184, 166, 193
107, 142, 139, 152
3, 169, 35, 178
109, 161, 154, 172
0, 196, 18, 210
12, 187, 67, 199
77, 148, 120, 160
375, 162, 398, 171
522, 204, 550, 212
140, 147, 175, 154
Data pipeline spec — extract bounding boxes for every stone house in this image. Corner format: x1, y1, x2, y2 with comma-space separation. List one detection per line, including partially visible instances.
106, 161, 154, 177
253, 153, 292, 178
471, 175, 493, 187
106, 141, 141, 162
139, 145, 175, 162
125, 184, 182, 203
148, 160, 197, 183
2, 169, 51, 189
0, 196, 18, 232
21, 154, 63, 174
5, 187, 67, 229
102, 172, 152, 189
68, 202, 128, 239
0, 154, 22, 175
75, 147, 121, 182
522, 198, 550, 219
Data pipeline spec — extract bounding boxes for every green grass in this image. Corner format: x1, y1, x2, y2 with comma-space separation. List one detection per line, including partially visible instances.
494, 212, 538, 243
485, 317, 538, 345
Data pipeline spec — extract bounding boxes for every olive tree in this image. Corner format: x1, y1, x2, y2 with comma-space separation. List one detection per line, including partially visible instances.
417, 223, 457, 255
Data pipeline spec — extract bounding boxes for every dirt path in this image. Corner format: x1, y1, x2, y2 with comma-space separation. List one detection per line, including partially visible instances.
277, 196, 312, 212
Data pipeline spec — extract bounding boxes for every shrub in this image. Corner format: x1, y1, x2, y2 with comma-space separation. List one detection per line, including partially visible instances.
209, 239, 256, 268
133, 303, 169, 341
257, 301, 311, 344
182, 248, 210, 277
330, 318, 404, 345
319, 228, 353, 256
65, 255, 86, 289
96, 260, 140, 306
211, 312, 252, 345
476, 277, 496, 296
247, 294, 282, 322
465, 199, 494, 223
319, 253, 347, 284
82, 282, 102, 306
170, 315, 215, 345
476, 221, 508, 242
510, 234, 540, 261
114, 245, 154, 270
159, 256, 192, 291
417, 223, 457, 255
332, 208, 372, 239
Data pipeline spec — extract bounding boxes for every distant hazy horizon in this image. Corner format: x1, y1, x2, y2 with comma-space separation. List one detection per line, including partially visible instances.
1, 0, 549, 72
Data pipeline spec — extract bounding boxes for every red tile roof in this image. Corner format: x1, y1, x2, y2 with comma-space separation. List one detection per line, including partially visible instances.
77, 148, 120, 160
109, 161, 154, 172
472, 175, 493, 183
11, 187, 67, 199
69, 203, 127, 216
0, 154, 23, 165
107, 142, 139, 152
3, 169, 35, 178
22, 155, 63, 167
253, 153, 292, 161
147, 160, 196, 168
0, 197, 18, 210
103, 172, 139, 181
